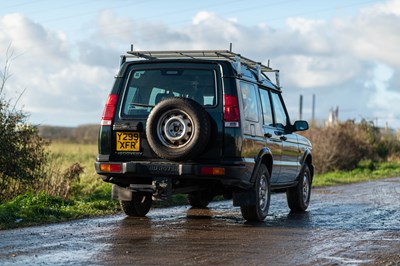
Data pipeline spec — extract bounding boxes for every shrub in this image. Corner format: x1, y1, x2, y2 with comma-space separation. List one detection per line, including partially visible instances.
32, 161, 84, 200
302, 120, 400, 174
0, 46, 84, 202
0, 47, 49, 202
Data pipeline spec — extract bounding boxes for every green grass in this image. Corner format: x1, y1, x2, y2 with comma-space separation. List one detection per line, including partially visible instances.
48, 142, 103, 196
0, 142, 189, 229
313, 160, 400, 187
0, 191, 119, 230
1, 142, 400, 230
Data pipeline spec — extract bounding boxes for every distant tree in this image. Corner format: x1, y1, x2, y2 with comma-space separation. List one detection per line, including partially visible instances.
0, 45, 48, 202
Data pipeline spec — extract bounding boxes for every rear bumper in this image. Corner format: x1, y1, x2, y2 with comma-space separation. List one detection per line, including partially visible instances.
94, 160, 253, 189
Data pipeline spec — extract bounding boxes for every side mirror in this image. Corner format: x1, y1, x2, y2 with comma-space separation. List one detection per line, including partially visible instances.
293, 120, 309, 132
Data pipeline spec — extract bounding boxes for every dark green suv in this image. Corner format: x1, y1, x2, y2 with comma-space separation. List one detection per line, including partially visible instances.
95, 50, 313, 221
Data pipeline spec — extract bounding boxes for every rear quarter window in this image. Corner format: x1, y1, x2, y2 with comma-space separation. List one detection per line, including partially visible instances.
239, 81, 259, 122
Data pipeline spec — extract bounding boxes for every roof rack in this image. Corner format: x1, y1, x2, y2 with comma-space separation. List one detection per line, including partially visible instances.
122, 47, 281, 88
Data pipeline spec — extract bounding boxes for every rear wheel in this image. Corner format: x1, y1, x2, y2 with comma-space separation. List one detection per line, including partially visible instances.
286, 164, 311, 212
120, 192, 152, 217
240, 164, 271, 222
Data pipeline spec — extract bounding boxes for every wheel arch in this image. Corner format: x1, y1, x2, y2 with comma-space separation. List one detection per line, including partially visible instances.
300, 148, 314, 182
250, 147, 273, 184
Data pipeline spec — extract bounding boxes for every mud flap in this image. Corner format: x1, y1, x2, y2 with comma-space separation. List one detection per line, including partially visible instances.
112, 184, 133, 201
232, 189, 256, 207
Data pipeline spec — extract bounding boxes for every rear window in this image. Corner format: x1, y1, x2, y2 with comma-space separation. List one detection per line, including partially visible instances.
121, 68, 216, 117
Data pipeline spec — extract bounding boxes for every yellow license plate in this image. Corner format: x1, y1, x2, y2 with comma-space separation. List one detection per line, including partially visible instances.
116, 132, 140, 151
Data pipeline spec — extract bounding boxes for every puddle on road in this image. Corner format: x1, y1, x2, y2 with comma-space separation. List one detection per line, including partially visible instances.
1, 178, 399, 265
125, 178, 400, 232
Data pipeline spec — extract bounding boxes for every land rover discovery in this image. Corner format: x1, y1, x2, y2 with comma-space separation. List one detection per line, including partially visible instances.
95, 49, 313, 222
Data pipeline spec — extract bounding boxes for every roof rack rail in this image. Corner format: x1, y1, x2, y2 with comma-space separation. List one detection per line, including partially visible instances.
122, 48, 281, 88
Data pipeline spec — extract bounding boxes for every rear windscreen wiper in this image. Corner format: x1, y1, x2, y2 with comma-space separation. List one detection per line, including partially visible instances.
129, 102, 155, 108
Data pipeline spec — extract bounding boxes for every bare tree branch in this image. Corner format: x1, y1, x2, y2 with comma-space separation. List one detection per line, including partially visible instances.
0, 43, 16, 96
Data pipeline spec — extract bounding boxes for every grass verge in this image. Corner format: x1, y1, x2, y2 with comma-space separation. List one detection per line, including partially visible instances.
0, 142, 190, 230
313, 160, 400, 187
0, 184, 188, 230
1, 141, 399, 230
0, 191, 119, 230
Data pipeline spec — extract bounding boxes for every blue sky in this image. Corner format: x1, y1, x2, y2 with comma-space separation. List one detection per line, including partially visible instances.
1, 0, 399, 128
3, 1, 378, 42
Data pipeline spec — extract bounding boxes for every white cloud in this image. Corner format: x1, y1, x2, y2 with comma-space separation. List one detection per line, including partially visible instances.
343, 8, 400, 68
366, 64, 400, 126
363, 0, 400, 16
286, 17, 325, 33
95, 9, 135, 45
1, 0, 400, 128
274, 55, 363, 89
0, 13, 115, 126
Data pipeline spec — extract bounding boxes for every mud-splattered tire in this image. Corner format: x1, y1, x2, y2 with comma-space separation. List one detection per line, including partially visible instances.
240, 164, 271, 222
120, 192, 152, 217
286, 164, 311, 212
146, 97, 211, 161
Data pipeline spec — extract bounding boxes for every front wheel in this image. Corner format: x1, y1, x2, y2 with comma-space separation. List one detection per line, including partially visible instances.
120, 192, 153, 217
240, 164, 271, 222
286, 164, 312, 212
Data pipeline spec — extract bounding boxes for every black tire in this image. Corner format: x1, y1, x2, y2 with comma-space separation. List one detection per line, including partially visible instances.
188, 191, 214, 208
286, 164, 312, 212
146, 97, 211, 161
120, 192, 152, 217
240, 164, 271, 222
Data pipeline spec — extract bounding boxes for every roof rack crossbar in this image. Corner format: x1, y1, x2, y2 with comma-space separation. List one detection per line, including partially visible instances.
125, 50, 274, 70
124, 49, 280, 87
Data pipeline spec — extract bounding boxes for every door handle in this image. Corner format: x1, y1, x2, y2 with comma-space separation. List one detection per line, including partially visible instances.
264, 132, 272, 138
280, 136, 287, 141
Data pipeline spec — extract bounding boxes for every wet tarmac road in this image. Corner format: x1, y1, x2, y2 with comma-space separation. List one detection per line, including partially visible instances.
1, 178, 400, 265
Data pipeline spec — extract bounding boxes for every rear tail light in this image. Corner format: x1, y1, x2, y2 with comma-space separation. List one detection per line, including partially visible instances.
100, 163, 122, 173
101, 94, 118, 126
200, 167, 225, 176
224, 94, 240, 127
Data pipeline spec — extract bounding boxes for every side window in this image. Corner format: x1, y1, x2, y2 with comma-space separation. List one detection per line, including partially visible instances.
271, 92, 288, 128
240, 81, 259, 122
259, 89, 273, 126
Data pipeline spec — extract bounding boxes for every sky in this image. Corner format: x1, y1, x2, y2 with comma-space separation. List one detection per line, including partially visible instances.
0, 0, 399, 128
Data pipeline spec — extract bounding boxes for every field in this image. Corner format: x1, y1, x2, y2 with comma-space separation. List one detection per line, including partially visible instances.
47, 142, 104, 196
0, 142, 119, 230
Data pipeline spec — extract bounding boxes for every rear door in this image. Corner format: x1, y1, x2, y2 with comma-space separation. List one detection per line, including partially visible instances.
113, 62, 223, 161
270, 91, 301, 183
259, 87, 282, 183
238, 81, 265, 161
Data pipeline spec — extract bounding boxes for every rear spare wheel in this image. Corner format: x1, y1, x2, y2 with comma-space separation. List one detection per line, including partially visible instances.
146, 97, 211, 161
